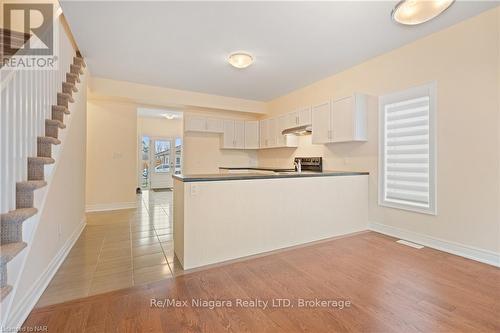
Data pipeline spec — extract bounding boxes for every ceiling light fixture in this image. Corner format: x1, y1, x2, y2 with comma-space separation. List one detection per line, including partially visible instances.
392, 0, 455, 26
162, 114, 175, 120
228, 51, 254, 69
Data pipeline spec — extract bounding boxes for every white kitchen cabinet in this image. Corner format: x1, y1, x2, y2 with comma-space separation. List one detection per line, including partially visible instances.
222, 119, 245, 149
185, 116, 223, 133
286, 107, 312, 129
312, 101, 332, 144
260, 117, 298, 149
206, 118, 224, 133
298, 107, 312, 126
331, 94, 367, 142
276, 115, 287, 147
312, 94, 367, 144
260, 118, 277, 148
244, 121, 260, 149
259, 119, 268, 148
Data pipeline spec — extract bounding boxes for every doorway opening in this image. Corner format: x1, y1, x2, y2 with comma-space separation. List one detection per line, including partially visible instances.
137, 108, 183, 191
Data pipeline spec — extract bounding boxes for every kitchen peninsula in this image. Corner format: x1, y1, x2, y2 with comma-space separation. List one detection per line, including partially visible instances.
173, 170, 369, 269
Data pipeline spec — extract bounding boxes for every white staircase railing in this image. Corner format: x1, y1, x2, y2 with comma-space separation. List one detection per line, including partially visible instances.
0, 8, 75, 215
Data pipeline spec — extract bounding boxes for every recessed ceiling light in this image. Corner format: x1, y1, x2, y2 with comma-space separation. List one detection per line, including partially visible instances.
392, 0, 455, 26
162, 114, 175, 120
228, 51, 254, 69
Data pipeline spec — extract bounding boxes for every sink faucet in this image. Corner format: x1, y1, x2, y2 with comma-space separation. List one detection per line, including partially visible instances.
294, 160, 302, 173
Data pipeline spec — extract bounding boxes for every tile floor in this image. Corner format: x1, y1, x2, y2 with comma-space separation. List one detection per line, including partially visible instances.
36, 190, 183, 307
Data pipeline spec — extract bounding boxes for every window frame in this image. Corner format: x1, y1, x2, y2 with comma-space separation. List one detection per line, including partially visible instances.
378, 82, 437, 215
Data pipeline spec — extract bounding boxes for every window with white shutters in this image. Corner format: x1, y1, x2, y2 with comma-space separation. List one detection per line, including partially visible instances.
379, 83, 436, 215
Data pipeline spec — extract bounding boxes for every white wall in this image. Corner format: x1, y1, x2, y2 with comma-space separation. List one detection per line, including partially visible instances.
86, 100, 138, 211
259, 8, 500, 256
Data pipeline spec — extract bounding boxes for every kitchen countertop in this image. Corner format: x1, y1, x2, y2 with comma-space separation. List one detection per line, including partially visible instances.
219, 166, 296, 172
173, 170, 369, 182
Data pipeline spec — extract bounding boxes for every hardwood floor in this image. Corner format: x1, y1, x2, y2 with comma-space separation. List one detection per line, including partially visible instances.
23, 232, 500, 333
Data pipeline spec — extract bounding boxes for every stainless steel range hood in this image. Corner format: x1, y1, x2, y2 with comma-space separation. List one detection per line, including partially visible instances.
281, 125, 312, 136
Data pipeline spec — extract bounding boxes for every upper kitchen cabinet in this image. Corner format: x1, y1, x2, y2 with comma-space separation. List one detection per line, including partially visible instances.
331, 94, 367, 142
312, 94, 368, 144
185, 115, 223, 133
311, 101, 331, 144
260, 117, 298, 149
244, 121, 260, 149
221, 119, 245, 149
260, 118, 277, 148
286, 107, 312, 128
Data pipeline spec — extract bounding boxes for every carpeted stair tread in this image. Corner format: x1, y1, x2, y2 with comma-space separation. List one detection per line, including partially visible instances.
46, 119, 66, 129
28, 156, 55, 165
74, 56, 86, 68
0, 242, 27, 265
57, 92, 74, 103
17, 180, 47, 191
38, 136, 61, 145
63, 81, 78, 93
0, 208, 37, 224
67, 72, 81, 83
70, 64, 84, 75
1, 285, 12, 301
52, 105, 70, 115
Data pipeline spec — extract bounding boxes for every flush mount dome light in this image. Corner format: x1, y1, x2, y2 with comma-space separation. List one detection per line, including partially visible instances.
392, 0, 455, 26
228, 51, 254, 69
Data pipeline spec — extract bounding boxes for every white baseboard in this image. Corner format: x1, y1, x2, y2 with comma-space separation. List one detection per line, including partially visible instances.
369, 221, 500, 267
4, 219, 86, 331
85, 201, 137, 212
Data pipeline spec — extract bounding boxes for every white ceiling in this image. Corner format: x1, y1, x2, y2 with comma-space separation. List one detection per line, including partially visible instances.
61, 1, 498, 102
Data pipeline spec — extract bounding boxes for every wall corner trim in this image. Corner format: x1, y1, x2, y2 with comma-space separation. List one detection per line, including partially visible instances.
5, 218, 86, 330
85, 202, 137, 213
369, 221, 500, 267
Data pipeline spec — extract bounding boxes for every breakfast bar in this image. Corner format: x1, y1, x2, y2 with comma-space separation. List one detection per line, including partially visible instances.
173, 171, 369, 269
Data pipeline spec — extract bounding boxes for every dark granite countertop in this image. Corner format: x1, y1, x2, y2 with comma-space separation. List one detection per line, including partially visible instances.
173, 170, 369, 182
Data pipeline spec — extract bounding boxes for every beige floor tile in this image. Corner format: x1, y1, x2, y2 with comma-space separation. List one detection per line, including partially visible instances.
132, 243, 162, 257
38, 190, 183, 305
94, 257, 133, 278
133, 252, 167, 270
158, 234, 173, 242
101, 239, 131, 251
161, 242, 174, 263
36, 282, 90, 307
88, 271, 133, 296
130, 224, 155, 232
155, 228, 172, 236
133, 264, 172, 285
99, 247, 131, 262
132, 230, 157, 239
132, 236, 159, 247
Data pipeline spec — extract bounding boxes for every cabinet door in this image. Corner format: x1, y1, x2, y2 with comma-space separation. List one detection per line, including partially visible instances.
287, 112, 299, 128
234, 120, 245, 149
259, 120, 268, 148
331, 96, 354, 142
222, 120, 235, 148
298, 107, 312, 126
275, 115, 287, 147
185, 116, 206, 132
267, 118, 277, 147
244, 121, 259, 149
312, 101, 331, 144
206, 118, 224, 133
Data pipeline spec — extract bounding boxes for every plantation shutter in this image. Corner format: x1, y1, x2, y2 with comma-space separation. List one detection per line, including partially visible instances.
380, 83, 436, 214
